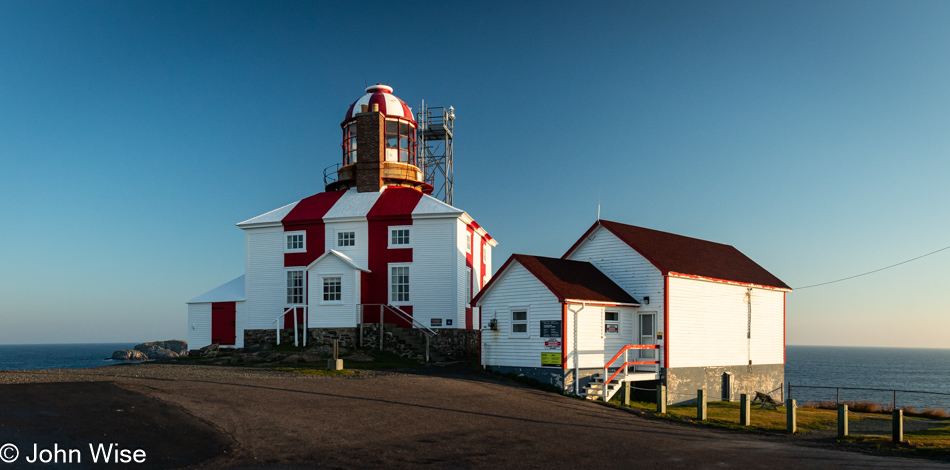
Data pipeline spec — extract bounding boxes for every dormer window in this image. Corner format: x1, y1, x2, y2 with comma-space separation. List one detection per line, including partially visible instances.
338, 231, 355, 247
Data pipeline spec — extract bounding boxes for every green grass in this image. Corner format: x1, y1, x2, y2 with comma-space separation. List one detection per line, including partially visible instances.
619, 400, 864, 433
273, 367, 355, 376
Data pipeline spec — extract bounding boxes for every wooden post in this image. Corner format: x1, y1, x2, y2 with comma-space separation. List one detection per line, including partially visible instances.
837, 404, 849, 437
656, 385, 667, 413
786, 399, 796, 433
333, 339, 339, 360
739, 394, 750, 426
892, 409, 903, 443
697, 389, 707, 421
379, 305, 384, 351
622, 381, 631, 406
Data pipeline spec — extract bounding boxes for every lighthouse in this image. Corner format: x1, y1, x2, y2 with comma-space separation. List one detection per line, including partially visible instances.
327, 84, 431, 194
186, 83, 496, 351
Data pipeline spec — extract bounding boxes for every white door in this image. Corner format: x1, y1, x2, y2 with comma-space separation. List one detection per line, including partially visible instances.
638, 312, 657, 371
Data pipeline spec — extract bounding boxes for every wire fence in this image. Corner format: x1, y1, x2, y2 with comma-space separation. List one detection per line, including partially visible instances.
788, 383, 950, 414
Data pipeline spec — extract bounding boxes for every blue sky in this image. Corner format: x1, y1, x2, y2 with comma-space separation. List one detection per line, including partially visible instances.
1, 0, 947, 347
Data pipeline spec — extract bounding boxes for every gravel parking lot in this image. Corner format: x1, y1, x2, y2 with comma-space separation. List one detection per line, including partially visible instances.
1, 363, 948, 469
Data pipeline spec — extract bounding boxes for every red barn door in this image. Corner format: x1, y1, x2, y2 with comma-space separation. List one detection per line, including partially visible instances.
211, 302, 236, 345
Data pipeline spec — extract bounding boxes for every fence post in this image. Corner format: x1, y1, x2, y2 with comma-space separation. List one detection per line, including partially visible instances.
656, 385, 667, 413
697, 389, 707, 421
837, 404, 849, 437
786, 399, 796, 433
892, 409, 903, 443
740, 394, 750, 426
623, 381, 630, 406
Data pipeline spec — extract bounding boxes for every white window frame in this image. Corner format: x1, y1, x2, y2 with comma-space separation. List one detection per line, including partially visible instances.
284, 231, 306, 253
605, 310, 620, 335
466, 267, 472, 302
466, 232, 472, 253
337, 231, 356, 247
509, 306, 530, 339
320, 275, 343, 305
285, 268, 305, 306
388, 225, 412, 249
388, 263, 411, 306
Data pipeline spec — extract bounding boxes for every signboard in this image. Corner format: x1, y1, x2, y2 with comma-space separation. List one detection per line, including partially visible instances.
605, 324, 619, 334
430, 318, 442, 327
544, 338, 562, 350
540, 320, 561, 338
541, 352, 560, 367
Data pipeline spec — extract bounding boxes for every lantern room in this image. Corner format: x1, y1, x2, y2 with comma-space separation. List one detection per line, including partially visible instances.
326, 84, 431, 194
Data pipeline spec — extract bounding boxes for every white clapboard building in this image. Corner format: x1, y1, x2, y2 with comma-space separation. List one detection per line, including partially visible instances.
187, 84, 495, 349
473, 219, 790, 404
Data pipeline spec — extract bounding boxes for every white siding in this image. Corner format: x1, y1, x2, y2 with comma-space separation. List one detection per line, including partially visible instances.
244, 226, 287, 329
667, 277, 784, 368
234, 301, 246, 348
566, 304, 640, 369
307, 256, 360, 327
410, 217, 457, 328
455, 219, 468, 328
566, 226, 665, 365
324, 220, 368, 268
479, 262, 562, 368
187, 303, 211, 349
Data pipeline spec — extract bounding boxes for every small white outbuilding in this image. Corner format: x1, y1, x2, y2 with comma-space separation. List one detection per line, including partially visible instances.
474, 219, 790, 404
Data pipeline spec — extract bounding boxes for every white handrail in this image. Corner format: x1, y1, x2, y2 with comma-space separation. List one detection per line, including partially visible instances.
271, 305, 307, 346
358, 303, 438, 337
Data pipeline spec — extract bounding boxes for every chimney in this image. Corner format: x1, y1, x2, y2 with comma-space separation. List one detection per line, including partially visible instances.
354, 108, 384, 193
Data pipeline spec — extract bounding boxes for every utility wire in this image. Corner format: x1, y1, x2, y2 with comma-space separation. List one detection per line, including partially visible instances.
794, 244, 950, 290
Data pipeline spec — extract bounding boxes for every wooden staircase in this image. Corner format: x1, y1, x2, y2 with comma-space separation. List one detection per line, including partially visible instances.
582, 372, 624, 401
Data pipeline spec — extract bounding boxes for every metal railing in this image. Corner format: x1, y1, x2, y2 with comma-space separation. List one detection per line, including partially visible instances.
358, 304, 437, 362
271, 305, 308, 347
788, 383, 950, 410
600, 344, 660, 401
323, 163, 340, 187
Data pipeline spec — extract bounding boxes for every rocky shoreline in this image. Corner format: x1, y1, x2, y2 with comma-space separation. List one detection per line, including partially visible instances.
112, 340, 188, 361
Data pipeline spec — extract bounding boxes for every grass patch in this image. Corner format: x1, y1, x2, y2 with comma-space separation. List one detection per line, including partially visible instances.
620, 400, 842, 433
273, 368, 355, 376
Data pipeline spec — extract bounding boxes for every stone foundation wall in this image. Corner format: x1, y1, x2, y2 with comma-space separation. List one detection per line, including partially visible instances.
665, 364, 785, 405
243, 326, 480, 362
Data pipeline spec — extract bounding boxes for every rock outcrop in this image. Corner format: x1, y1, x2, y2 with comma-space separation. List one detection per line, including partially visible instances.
112, 349, 149, 361
112, 340, 189, 361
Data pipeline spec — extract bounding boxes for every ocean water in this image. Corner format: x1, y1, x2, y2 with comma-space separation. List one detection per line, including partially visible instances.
0, 343, 139, 371
786, 345, 950, 411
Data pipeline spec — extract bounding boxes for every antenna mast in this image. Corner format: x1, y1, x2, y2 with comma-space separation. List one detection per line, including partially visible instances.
417, 101, 454, 205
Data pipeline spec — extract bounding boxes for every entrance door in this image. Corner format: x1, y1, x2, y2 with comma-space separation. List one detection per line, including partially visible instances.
638, 312, 656, 371
211, 302, 236, 345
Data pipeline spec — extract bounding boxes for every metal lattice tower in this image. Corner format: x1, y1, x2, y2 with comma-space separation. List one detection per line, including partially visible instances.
417, 101, 454, 206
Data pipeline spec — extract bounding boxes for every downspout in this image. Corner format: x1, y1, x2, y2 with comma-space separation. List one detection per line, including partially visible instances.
567, 302, 586, 396
747, 287, 753, 373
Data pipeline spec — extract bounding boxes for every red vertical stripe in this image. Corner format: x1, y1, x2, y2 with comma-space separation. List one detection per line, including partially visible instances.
464, 225, 475, 329
561, 303, 568, 370
366, 187, 423, 328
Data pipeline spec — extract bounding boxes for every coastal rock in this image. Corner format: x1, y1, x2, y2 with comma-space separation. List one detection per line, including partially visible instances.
112, 349, 149, 361
281, 355, 304, 363
131, 340, 189, 360
298, 352, 322, 362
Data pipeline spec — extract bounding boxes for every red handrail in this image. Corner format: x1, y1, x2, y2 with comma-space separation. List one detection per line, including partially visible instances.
604, 344, 660, 386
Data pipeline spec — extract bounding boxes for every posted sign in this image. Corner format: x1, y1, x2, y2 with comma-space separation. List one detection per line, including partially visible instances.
540, 320, 561, 338
541, 352, 560, 367
544, 338, 562, 350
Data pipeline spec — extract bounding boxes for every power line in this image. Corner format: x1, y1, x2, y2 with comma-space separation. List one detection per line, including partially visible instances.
794, 244, 950, 290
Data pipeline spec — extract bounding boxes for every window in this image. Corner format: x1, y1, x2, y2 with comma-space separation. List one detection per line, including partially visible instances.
286, 270, 304, 305
511, 310, 528, 336
323, 277, 341, 302
285, 231, 306, 253
390, 227, 410, 247
384, 119, 415, 164
605, 311, 620, 335
343, 122, 357, 165
466, 268, 472, 301
390, 265, 410, 303
338, 231, 355, 247
466, 232, 472, 253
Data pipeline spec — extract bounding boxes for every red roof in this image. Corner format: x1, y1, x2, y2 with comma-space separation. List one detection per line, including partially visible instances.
473, 254, 639, 306
565, 220, 790, 290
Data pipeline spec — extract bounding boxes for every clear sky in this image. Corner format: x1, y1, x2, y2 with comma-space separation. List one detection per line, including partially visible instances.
1, 0, 948, 347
